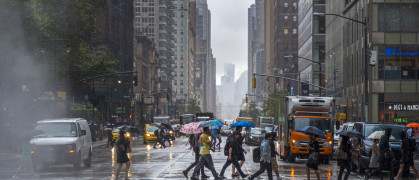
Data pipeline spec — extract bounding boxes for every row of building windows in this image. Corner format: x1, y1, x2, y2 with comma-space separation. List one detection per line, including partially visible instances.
174, 29, 184, 34
173, 46, 184, 52
173, 12, 185, 18
135, 7, 155, 13
174, 38, 184, 43
173, 80, 184, 86
284, 15, 297, 22
174, 21, 184, 26
173, 63, 184, 68
174, 54, 184, 60
376, 3, 418, 32
283, 2, 298, 9
136, 17, 155, 23
173, 71, 184, 77
283, 28, 297, 35
173, 3, 185, 9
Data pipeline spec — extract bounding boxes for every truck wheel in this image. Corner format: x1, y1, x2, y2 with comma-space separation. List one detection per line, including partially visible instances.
73, 152, 81, 169
84, 150, 92, 168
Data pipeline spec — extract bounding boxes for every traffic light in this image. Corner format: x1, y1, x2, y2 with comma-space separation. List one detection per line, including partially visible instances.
133, 76, 138, 86
167, 92, 170, 101
248, 106, 252, 111
252, 77, 256, 89
131, 101, 135, 107
245, 96, 248, 103
129, 114, 132, 119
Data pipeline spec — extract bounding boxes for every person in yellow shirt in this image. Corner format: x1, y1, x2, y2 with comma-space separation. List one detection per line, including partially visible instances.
190, 127, 219, 180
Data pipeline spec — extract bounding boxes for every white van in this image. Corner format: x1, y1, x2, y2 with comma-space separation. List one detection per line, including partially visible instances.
31, 118, 92, 170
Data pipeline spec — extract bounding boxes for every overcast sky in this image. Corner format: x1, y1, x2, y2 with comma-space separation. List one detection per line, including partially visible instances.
207, 0, 254, 85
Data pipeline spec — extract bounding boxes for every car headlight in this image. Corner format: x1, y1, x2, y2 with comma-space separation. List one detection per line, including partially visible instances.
323, 141, 332, 147
125, 132, 130, 138
170, 131, 173, 134
67, 144, 75, 153
146, 133, 150, 137
292, 140, 302, 147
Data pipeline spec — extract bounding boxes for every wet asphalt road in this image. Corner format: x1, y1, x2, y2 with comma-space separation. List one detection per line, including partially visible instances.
0, 136, 407, 180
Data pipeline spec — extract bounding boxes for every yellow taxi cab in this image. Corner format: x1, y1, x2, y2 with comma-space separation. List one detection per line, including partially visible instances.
144, 124, 159, 144
112, 127, 131, 142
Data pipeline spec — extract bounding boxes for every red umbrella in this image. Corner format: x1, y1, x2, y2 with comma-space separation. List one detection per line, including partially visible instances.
180, 122, 203, 134
406, 123, 419, 128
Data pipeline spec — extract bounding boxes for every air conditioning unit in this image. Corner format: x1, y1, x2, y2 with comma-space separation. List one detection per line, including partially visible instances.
369, 50, 377, 66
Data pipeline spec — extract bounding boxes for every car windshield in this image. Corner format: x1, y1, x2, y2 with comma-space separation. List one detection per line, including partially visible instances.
365, 125, 405, 142
251, 129, 265, 135
294, 117, 332, 133
265, 126, 274, 132
113, 128, 120, 133
146, 126, 159, 132
35, 122, 78, 137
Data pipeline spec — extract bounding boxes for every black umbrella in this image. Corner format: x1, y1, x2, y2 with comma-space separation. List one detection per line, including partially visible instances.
339, 130, 363, 139
118, 125, 140, 134
21, 130, 44, 139
160, 122, 174, 130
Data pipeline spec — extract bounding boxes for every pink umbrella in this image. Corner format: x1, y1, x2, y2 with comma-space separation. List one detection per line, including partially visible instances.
180, 122, 204, 134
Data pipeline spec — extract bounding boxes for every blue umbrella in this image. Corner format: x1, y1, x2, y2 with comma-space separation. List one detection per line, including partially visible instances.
231, 121, 255, 128
296, 126, 326, 139
199, 120, 223, 129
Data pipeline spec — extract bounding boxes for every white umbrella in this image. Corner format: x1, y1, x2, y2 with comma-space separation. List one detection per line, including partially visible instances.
368, 131, 395, 139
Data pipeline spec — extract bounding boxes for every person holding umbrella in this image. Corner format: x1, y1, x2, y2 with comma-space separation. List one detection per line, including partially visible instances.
306, 133, 320, 180
115, 130, 131, 180
365, 128, 396, 180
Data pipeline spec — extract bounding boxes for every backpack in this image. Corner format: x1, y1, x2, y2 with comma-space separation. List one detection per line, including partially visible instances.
252, 146, 261, 163
224, 135, 234, 156
188, 135, 195, 146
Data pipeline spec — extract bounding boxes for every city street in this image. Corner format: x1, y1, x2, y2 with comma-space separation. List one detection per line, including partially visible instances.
0, 136, 402, 180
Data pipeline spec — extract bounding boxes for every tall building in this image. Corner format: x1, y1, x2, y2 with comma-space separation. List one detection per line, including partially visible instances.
248, 4, 256, 95
298, 0, 325, 96
273, 0, 299, 95
134, 0, 175, 116
264, 0, 275, 95
325, 0, 419, 123
249, 0, 265, 103
220, 63, 235, 119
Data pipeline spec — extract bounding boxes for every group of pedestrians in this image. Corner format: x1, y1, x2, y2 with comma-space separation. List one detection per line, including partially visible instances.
153, 126, 172, 149
182, 126, 281, 180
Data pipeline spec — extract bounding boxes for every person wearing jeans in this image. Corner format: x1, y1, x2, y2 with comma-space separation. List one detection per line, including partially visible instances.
219, 131, 248, 179
183, 133, 209, 179
190, 127, 219, 180
249, 133, 273, 180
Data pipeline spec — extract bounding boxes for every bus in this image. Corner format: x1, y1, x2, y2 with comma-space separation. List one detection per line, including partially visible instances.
195, 112, 214, 122
153, 116, 170, 124
180, 114, 195, 125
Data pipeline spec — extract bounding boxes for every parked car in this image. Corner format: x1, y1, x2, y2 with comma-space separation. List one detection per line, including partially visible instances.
143, 124, 158, 144
346, 122, 405, 174
246, 128, 266, 146
31, 118, 92, 170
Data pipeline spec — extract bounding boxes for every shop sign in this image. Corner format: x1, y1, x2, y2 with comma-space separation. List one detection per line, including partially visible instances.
388, 104, 419, 111
394, 118, 408, 123
386, 49, 419, 56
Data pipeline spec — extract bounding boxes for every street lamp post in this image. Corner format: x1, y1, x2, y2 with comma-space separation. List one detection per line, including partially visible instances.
285, 55, 322, 96
313, 12, 368, 121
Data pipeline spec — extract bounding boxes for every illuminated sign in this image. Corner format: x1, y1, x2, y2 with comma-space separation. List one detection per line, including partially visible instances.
387, 104, 419, 111
386, 49, 419, 56
394, 118, 408, 123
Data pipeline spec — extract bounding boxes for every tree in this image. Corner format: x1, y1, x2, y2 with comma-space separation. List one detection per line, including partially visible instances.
187, 98, 201, 114
263, 90, 288, 121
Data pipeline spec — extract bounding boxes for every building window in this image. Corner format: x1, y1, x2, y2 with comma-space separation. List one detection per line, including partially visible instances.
174, 12, 178, 18
284, 28, 289, 35
284, 16, 288, 21
180, 80, 184, 85
181, 12, 184, 18
180, 88, 184, 94
293, 16, 297, 22
180, 46, 184, 52
180, 63, 184, 68
174, 38, 177, 42
180, 38, 184, 43
174, 71, 177, 76
180, 21, 184, 26
174, 54, 177, 59
180, 29, 184, 34
284, 2, 288, 8
180, 54, 184, 60
180, 71, 184, 77
174, 29, 177, 34
174, 80, 177, 85
293, 28, 297, 35
180, 4, 184, 9
293, 2, 297, 9
174, 4, 177, 8
174, 46, 177, 52
174, 63, 177, 68
174, 21, 178, 26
